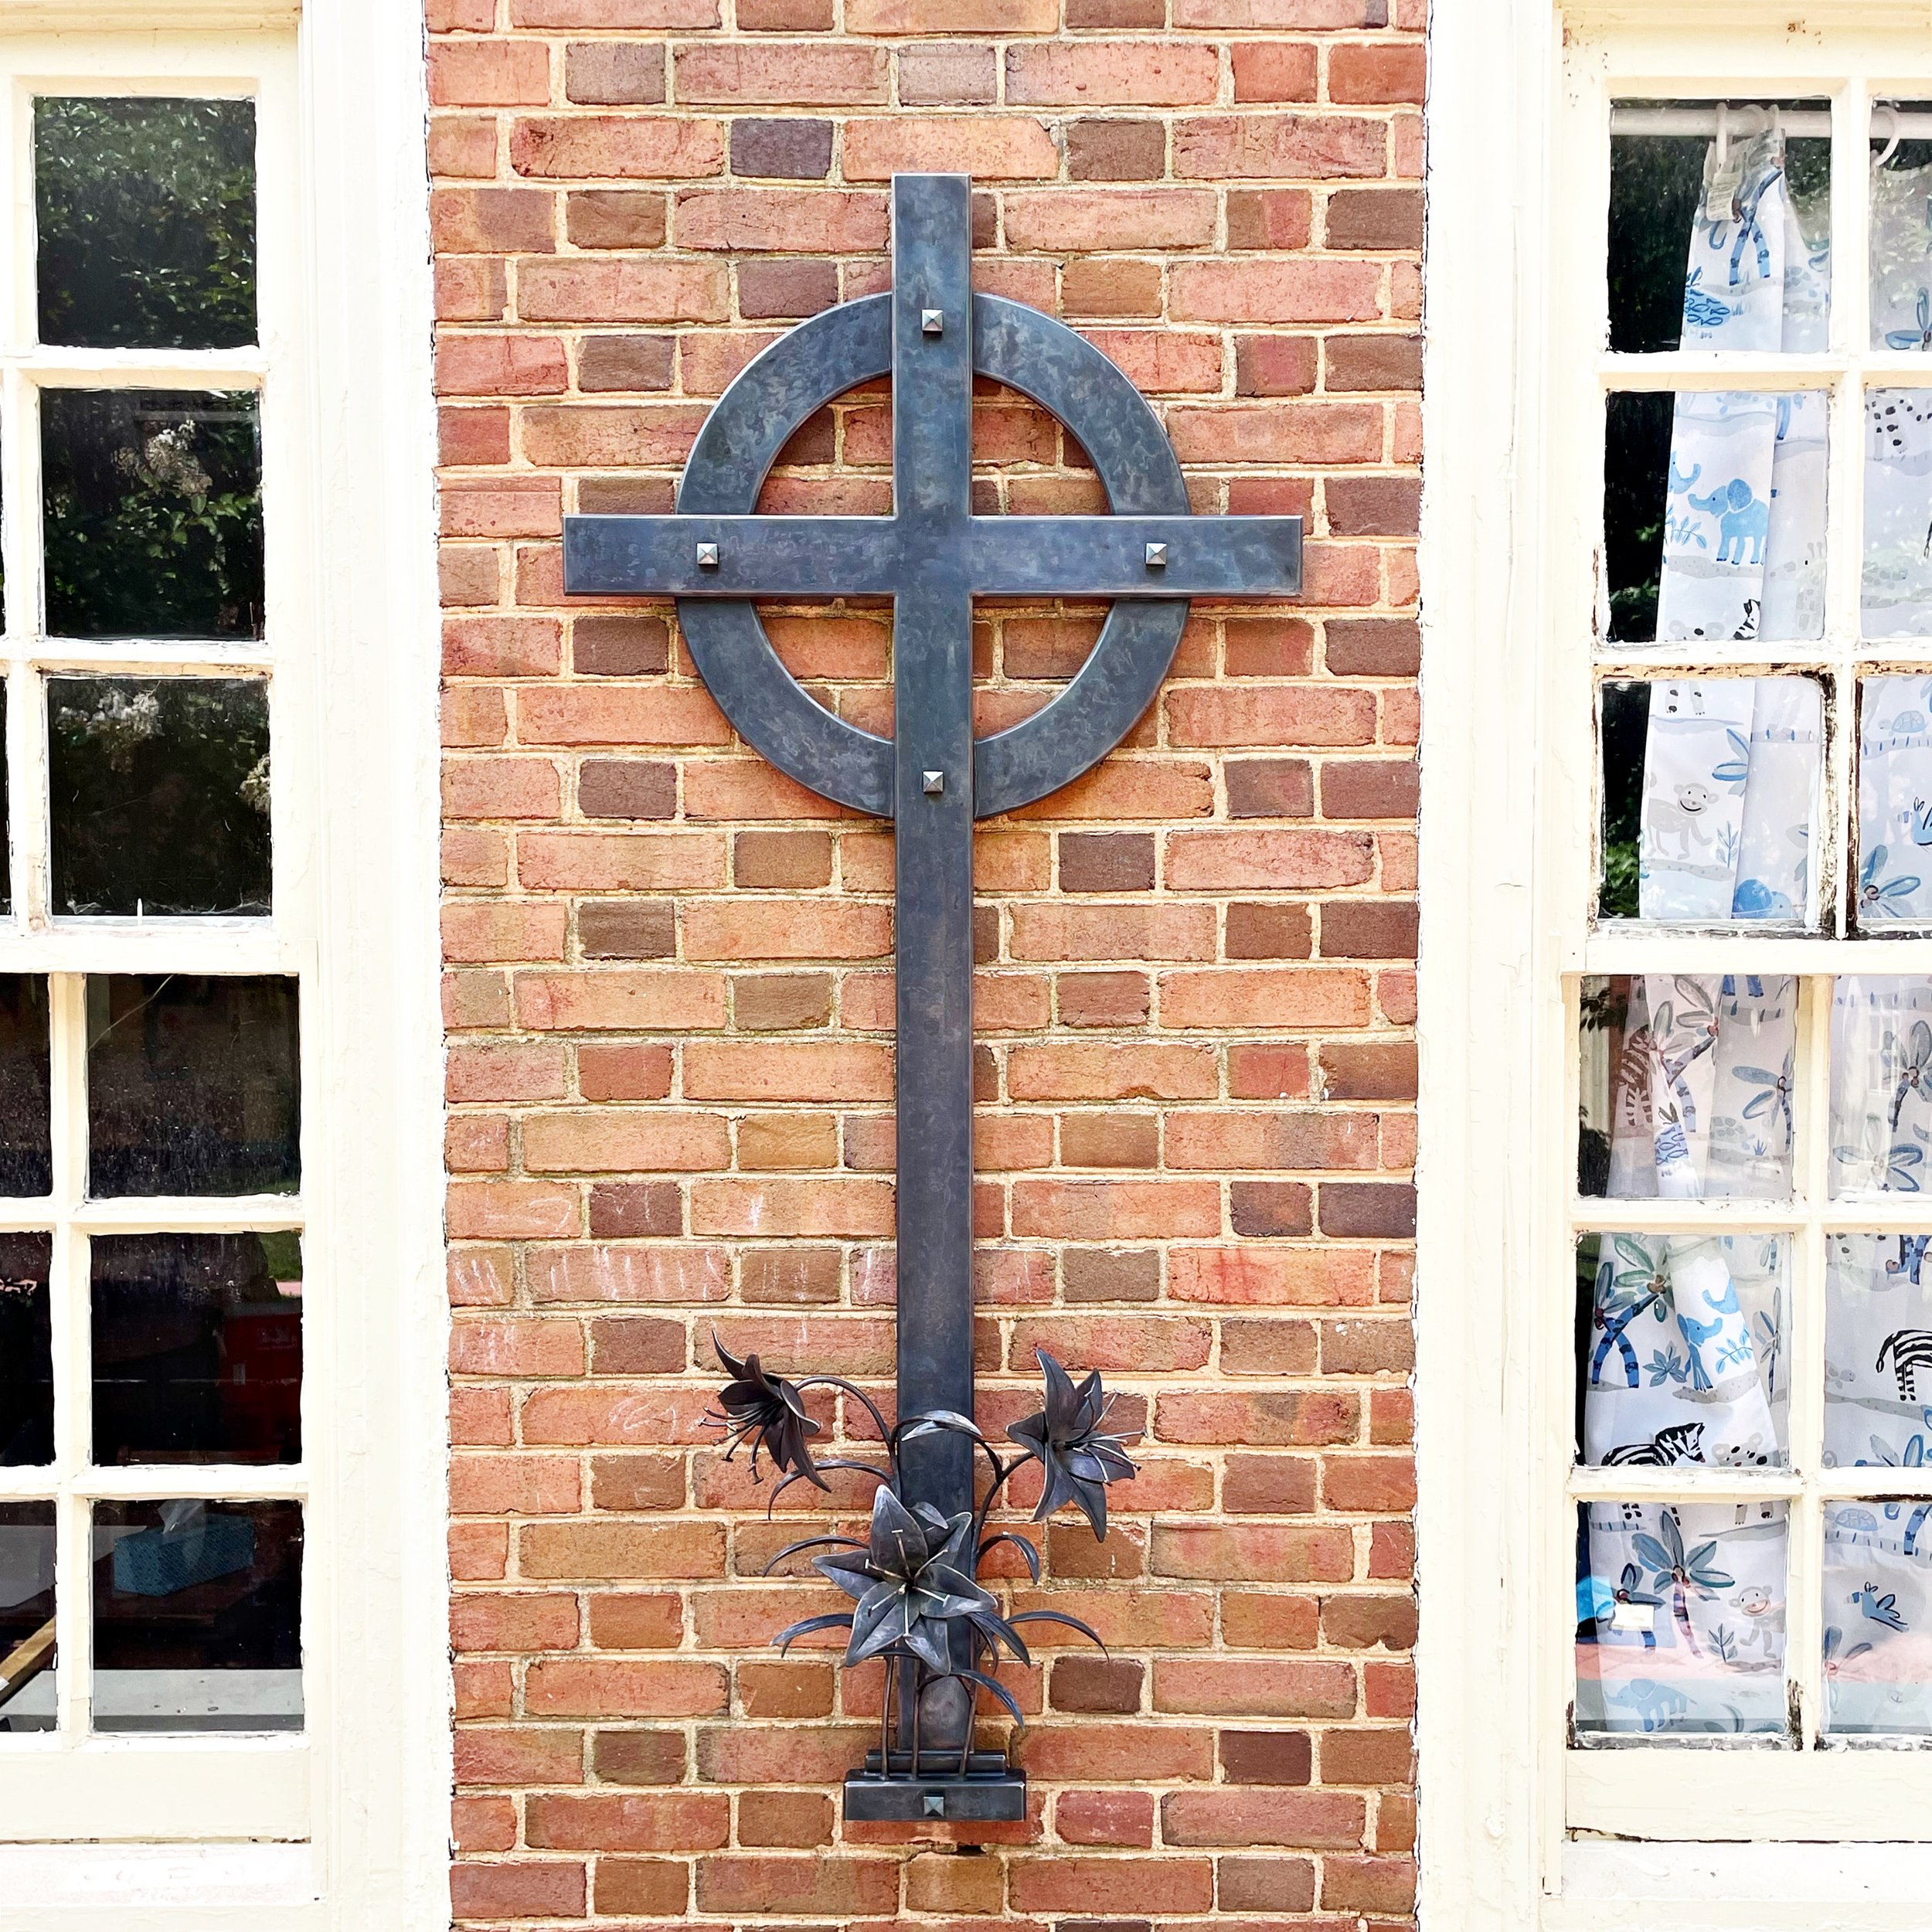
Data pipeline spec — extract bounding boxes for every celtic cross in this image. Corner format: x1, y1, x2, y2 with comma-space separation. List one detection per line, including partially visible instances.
564, 171, 1301, 1650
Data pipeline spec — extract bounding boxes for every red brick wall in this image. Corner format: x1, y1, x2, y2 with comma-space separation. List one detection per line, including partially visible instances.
431, 1, 1422, 1924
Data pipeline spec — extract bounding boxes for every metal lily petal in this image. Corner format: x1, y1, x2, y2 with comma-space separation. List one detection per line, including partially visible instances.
1006, 1347, 1139, 1539
809, 1487, 1004, 1672
708, 1332, 827, 1488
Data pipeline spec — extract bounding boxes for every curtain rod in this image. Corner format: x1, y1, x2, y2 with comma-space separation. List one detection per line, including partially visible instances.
1611, 105, 1932, 138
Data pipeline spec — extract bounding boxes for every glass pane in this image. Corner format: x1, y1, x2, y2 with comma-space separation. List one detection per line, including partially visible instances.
1610, 100, 1830, 355
1823, 1498, 1932, 1733
0, 978, 52, 1195
1576, 1499, 1788, 1735
49, 677, 270, 917
1579, 1232, 1787, 1468
43, 390, 264, 641
87, 975, 299, 1197
1870, 101, 1932, 352
0, 1235, 53, 1468
92, 1498, 301, 1733
1826, 1234, 1932, 1470
1600, 676, 1821, 924
1607, 390, 1828, 646
1578, 975, 1797, 1199
1857, 677, 1932, 924
34, 97, 255, 351
0, 1503, 56, 1733
93, 1234, 301, 1466
1832, 978, 1932, 1195
1864, 397, 1932, 638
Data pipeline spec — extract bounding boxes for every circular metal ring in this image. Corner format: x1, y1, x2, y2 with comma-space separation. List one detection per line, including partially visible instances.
675, 291, 1191, 821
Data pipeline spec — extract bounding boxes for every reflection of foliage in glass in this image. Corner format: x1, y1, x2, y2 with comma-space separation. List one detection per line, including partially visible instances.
35, 97, 256, 350
43, 391, 264, 641
1598, 680, 1646, 917
1605, 391, 1671, 642
50, 678, 269, 916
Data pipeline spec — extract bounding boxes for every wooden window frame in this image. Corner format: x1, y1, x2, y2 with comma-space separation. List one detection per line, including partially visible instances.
1423, 0, 1932, 1921
0, 9, 444, 1925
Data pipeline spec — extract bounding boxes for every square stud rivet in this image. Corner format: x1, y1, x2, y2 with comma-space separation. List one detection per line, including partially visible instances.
923, 770, 945, 795
1145, 542, 1168, 569
922, 1794, 947, 1818
696, 542, 719, 570
921, 308, 944, 335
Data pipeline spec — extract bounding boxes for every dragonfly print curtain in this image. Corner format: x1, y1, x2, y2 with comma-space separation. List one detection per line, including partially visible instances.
1580, 975, 1794, 1733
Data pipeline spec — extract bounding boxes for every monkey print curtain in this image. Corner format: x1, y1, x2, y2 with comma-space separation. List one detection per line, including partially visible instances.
1577, 975, 1794, 1732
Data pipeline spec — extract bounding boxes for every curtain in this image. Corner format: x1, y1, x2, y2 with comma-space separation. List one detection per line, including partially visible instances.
1579, 974, 1794, 1732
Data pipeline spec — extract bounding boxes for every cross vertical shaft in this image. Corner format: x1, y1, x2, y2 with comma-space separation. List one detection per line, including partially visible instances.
889, 175, 977, 1546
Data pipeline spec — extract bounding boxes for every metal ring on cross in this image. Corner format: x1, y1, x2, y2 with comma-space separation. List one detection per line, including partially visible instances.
674, 292, 1191, 821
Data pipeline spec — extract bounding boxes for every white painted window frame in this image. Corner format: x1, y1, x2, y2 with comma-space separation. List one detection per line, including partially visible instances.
0, 3, 444, 1926
1422, 0, 1932, 1924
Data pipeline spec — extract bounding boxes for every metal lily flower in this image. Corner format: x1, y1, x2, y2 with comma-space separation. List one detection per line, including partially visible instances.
723, 1345, 1134, 1781
706, 1333, 827, 1489
1007, 1348, 1140, 1539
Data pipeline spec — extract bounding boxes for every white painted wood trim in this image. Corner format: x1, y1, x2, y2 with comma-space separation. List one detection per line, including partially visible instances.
0, 2, 446, 1924
1420, 1, 1932, 1924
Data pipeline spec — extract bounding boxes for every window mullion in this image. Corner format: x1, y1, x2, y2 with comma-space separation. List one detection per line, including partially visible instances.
1791, 974, 1832, 1747
46, 971, 87, 1742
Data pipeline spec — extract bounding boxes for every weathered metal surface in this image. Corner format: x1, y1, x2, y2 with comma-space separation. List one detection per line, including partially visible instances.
562, 171, 1303, 1801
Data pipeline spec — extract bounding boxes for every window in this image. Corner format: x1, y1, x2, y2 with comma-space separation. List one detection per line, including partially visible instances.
1423, 5, 1932, 1918
0, 15, 441, 1913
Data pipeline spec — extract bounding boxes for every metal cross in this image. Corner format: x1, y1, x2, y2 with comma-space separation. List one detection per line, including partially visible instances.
565, 172, 1300, 1577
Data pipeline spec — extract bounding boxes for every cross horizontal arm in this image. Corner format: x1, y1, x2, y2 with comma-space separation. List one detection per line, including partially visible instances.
966, 516, 1300, 598
564, 515, 900, 597
565, 512, 1303, 603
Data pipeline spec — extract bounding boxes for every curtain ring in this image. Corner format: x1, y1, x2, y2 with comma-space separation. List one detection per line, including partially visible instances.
1875, 100, 1903, 170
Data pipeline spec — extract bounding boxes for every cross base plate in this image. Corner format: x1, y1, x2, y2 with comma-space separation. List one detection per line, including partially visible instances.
843, 1752, 1027, 1822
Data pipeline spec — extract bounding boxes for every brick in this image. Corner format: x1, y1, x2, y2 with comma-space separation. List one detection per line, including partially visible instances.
1005, 188, 1216, 252
565, 42, 665, 104
898, 44, 998, 104
450, 1862, 585, 1920
1175, 113, 1389, 180
593, 1860, 689, 1916
850, 0, 1056, 22
675, 187, 886, 252
1327, 333, 1423, 393
1233, 41, 1319, 100
843, 116, 1060, 182
430, 42, 550, 108
1236, 334, 1319, 396
518, 260, 729, 324
738, 259, 838, 318
577, 335, 675, 394
696, 1856, 900, 1916
509, 0, 719, 18
1328, 186, 1424, 250
1010, 1858, 1213, 1916
565, 190, 667, 250
1329, 42, 1427, 104
510, 116, 723, 179
1218, 1855, 1318, 1912
528, 1791, 729, 1852
1220, 1729, 1314, 1784
1007, 43, 1219, 106
674, 43, 888, 104
730, 118, 834, 180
